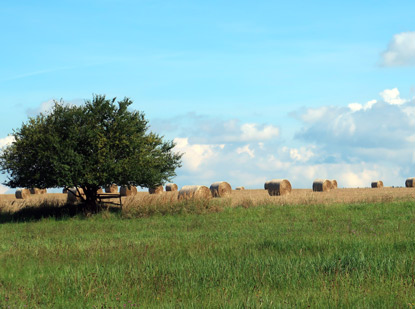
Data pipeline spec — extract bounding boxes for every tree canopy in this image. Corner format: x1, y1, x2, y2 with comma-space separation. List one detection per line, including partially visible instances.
0, 95, 182, 208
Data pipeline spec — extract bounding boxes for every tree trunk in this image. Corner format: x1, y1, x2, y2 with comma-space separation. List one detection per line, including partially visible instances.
82, 186, 100, 213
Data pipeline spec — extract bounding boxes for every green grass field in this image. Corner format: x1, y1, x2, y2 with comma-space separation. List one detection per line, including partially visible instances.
2, 200, 415, 307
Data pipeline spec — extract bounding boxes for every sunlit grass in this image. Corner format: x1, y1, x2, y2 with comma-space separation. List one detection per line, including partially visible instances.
1, 199, 415, 307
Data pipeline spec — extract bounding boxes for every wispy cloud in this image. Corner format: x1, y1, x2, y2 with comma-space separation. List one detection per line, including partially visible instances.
0, 59, 118, 84
0, 66, 76, 83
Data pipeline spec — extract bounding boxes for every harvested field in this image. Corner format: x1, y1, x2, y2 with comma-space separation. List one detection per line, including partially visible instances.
1, 187, 415, 215
228, 187, 415, 206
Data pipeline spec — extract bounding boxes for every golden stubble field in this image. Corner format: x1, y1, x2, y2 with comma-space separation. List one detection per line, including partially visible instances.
1, 187, 414, 214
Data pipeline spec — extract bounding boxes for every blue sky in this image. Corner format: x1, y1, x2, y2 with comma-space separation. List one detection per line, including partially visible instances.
1, 1, 414, 192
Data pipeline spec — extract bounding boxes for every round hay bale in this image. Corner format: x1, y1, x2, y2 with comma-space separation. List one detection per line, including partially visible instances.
149, 185, 163, 194
405, 178, 415, 188
178, 185, 211, 200
264, 181, 271, 190
67, 187, 84, 204
210, 181, 232, 197
105, 184, 118, 193
165, 183, 178, 192
15, 188, 30, 199
235, 186, 245, 190
29, 188, 47, 194
29, 188, 38, 194
331, 180, 338, 189
120, 185, 138, 196
313, 179, 332, 192
267, 179, 292, 196
371, 181, 384, 188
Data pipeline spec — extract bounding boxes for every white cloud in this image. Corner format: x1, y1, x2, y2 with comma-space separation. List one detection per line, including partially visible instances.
281, 146, 315, 162
154, 88, 415, 189
236, 144, 255, 158
239, 123, 279, 141
0, 136, 15, 148
348, 100, 377, 112
301, 107, 328, 123
174, 137, 224, 171
348, 103, 363, 112
297, 87, 415, 150
172, 134, 411, 189
217, 121, 279, 143
341, 169, 379, 188
381, 31, 415, 67
366, 99, 377, 109
379, 88, 407, 105
293, 87, 415, 187
288, 147, 314, 162
152, 113, 280, 144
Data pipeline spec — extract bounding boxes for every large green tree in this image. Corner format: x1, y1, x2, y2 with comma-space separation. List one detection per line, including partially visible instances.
0, 95, 182, 210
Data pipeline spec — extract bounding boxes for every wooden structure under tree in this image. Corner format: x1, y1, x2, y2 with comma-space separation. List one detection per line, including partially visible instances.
96, 193, 122, 209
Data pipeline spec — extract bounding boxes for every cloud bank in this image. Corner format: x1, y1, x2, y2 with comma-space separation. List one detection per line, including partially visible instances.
158, 88, 415, 189
292, 88, 414, 186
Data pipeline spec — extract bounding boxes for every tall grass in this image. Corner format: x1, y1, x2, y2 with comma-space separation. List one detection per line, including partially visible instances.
1, 200, 415, 307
